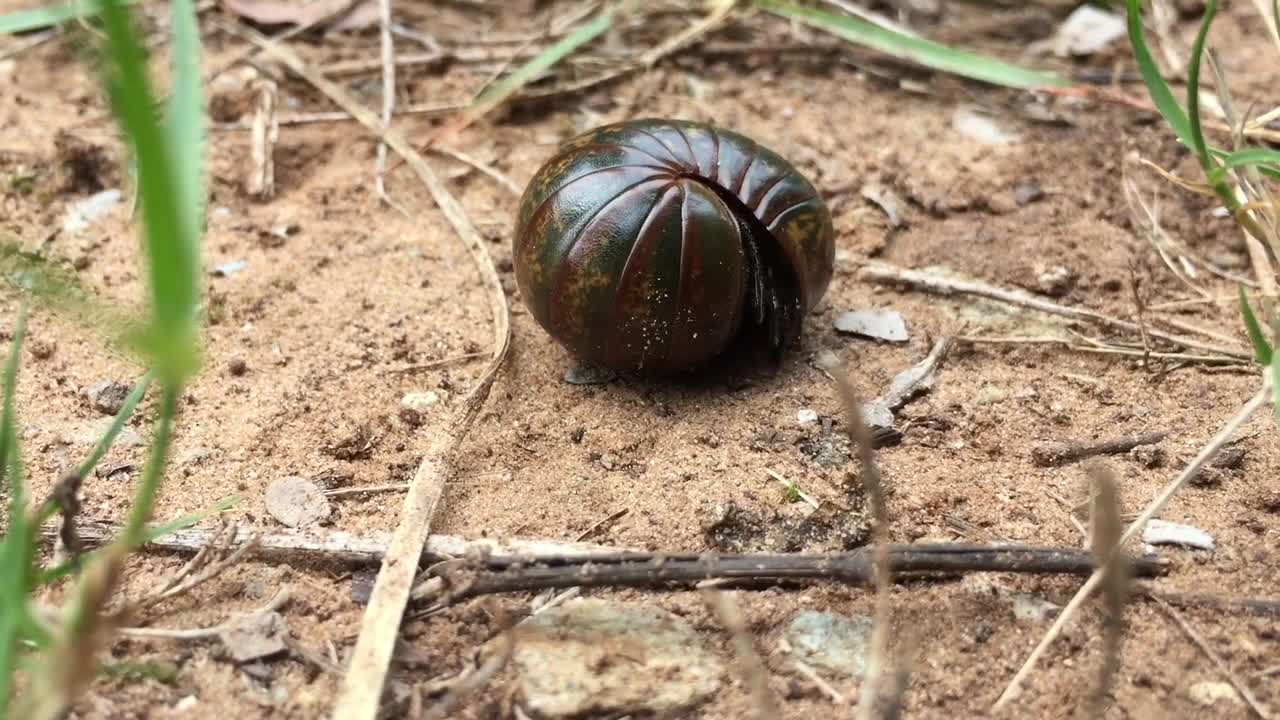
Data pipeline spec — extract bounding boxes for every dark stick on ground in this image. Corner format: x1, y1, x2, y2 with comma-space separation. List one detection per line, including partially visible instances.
415, 544, 1166, 607
1031, 432, 1167, 467
1147, 589, 1280, 618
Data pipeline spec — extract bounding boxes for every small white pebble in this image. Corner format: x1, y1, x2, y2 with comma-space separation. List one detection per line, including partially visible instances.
401, 391, 441, 413
797, 409, 818, 425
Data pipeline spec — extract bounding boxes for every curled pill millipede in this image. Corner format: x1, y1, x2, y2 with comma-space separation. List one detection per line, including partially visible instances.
513, 118, 835, 373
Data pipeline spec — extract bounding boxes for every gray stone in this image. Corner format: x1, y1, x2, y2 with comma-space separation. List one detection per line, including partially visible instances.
400, 391, 441, 414
1143, 519, 1215, 551
813, 349, 841, 370
179, 446, 216, 466
1014, 181, 1044, 206
85, 380, 131, 416
860, 402, 894, 430
1011, 594, 1060, 623
834, 309, 909, 342
975, 384, 1008, 405
219, 611, 287, 663
563, 364, 617, 385
63, 189, 122, 233
1188, 681, 1242, 707
1046, 5, 1126, 57
509, 598, 723, 718
952, 106, 1020, 145
1035, 264, 1075, 297
785, 611, 873, 678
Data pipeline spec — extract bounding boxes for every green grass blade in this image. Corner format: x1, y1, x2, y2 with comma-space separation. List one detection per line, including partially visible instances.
1125, 0, 1193, 146
97, 0, 200, 384
0, 0, 132, 35
1185, 0, 1219, 175
141, 495, 239, 542
1239, 285, 1273, 365
0, 306, 32, 715
472, 10, 612, 111
120, 385, 177, 548
164, 0, 207, 241
756, 0, 1068, 89
0, 305, 27, 500
1125, 0, 1280, 182
1208, 147, 1280, 182
0, 4, 82, 34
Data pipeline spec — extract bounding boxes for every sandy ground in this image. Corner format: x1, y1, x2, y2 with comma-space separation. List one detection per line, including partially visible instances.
2, 1, 1278, 718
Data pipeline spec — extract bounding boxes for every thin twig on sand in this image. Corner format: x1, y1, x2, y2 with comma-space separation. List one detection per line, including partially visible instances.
58, 518, 623, 577
959, 334, 1243, 366
413, 544, 1165, 607
993, 378, 1273, 711
208, 22, 511, 720
1148, 590, 1280, 618
859, 262, 1252, 361
1030, 432, 1166, 467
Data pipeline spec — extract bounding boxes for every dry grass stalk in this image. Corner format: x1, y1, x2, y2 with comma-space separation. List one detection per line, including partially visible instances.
860, 262, 1252, 361
429, 145, 522, 197
1085, 462, 1128, 717
373, 0, 405, 215
211, 102, 468, 131
202, 0, 363, 85
1203, 43, 1280, 304
993, 377, 1273, 711
211, 20, 511, 720
246, 78, 278, 199
1251, 0, 1280, 54
702, 589, 782, 720
123, 527, 259, 616
878, 630, 919, 720
1121, 164, 1215, 298
832, 373, 894, 720
117, 587, 290, 640
22, 543, 128, 720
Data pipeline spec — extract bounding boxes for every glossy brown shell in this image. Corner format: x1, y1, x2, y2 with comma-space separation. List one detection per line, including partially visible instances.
513, 118, 835, 372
